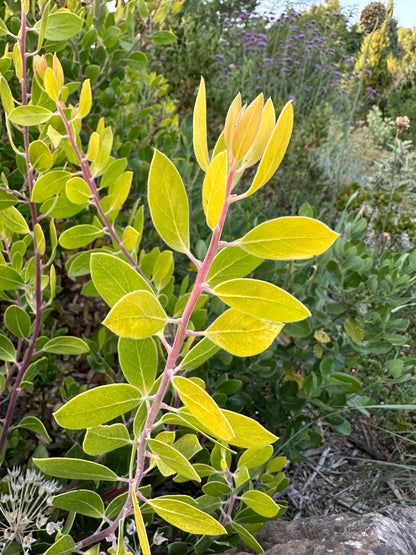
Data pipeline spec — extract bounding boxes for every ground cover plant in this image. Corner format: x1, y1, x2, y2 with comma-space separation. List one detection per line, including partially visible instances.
0, 1, 342, 553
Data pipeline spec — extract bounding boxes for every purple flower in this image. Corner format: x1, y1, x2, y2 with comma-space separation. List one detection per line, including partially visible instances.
343, 17, 349, 23
334, 71, 342, 76
289, 93, 296, 100
331, 32, 337, 39
333, 12, 341, 16
346, 58, 354, 64
263, 57, 273, 64
294, 60, 301, 65
365, 69, 372, 75
315, 63, 321, 70
305, 86, 313, 92
257, 41, 266, 47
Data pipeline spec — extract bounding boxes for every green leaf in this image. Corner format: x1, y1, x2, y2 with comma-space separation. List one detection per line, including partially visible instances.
172, 376, 234, 441
8, 105, 52, 126
147, 439, 200, 481
222, 410, 278, 448
205, 309, 283, 356
148, 150, 189, 253
0, 206, 30, 234
103, 290, 168, 339
34, 11, 83, 41
178, 338, 220, 371
231, 522, 263, 553
0, 191, 17, 210
213, 278, 310, 322
32, 171, 72, 203
53, 490, 105, 518
34, 457, 118, 481
202, 481, 231, 496
54, 384, 142, 429
83, 424, 130, 456
206, 246, 262, 288
151, 30, 177, 45
18, 416, 51, 441
0, 333, 16, 362
44, 535, 75, 555
237, 217, 339, 260
59, 224, 104, 249
66, 176, 91, 204
118, 337, 157, 394
0, 266, 24, 291
148, 497, 226, 535
28, 140, 52, 172
203, 151, 227, 229
101, 158, 128, 189
91, 126, 113, 176
90, 253, 152, 307
237, 445, 273, 470
0, 76, 14, 114
241, 490, 278, 518
43, 336, 89, 354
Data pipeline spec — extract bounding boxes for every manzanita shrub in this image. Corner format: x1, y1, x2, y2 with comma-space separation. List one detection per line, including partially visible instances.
0, 3, 339, 554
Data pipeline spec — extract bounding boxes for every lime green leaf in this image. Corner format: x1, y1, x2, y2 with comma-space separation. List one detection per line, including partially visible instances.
83, 424, 130, 456
34, 11, 83, 41
18, 416, 51, 441
205, 309, 283, 356
8, 105, 52, 126
231, 522, 263, 553
43, 336, 89, 354
101, 158, 127, 189
44, 67, 59, 101
28, 140, 52, 172
148, 497, 226, 535
44, 535, 75, 555
34, 457, 118, 481
241, 490, 278, 518
193, 77, 210, 171
234, 466, 250, 488
118, 337, 157, 394
66, 177, 91, 205
0, 76, 15, 114
147, 439, 200, 481
132, 487, 151, 555
35, 223, 46, 255
0, 266, 24, 291
267, 456, 287, 473
0, 191, 17, 211
151, 30, 177, 45
222, 410, 278, 448
213, 278, 310, 322
91, 126, 113, 176
202, 481, 231, 496
203, 151, 227, 229
4, 306, 31, 338
59, 224, 104, 249
0, 333, 16, 362
172, 376, 234, 441
237, 445, 273, 470
54, 384, 142, 429
206, 246, 262, 288
105, 492, 129, 519
103, 290, 168, 339
53, 490, 105, 518
178, 338, 220, 371
32, 171, 72, 203
0, 206, 30, 234
148, 150, 189, 253
105, 171, 133, 211
242, 101, 293, 197
237, 217, 339, 260
91, 253, 152, 307
78, 79, 92, 119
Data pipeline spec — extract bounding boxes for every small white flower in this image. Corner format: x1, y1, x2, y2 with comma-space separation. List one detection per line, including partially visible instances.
153, 530, 168, 545
126, 520, 136, 535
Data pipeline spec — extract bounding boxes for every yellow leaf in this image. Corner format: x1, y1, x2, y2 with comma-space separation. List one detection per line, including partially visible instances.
86, 132, 100, 161
172, 376, 234, 441
205, 309, 283, 357
223, 93, 242, 150
212, 131, 226, 159
222, 409, 278, 448
242, 98, 275, 168
34, 223, 45, 255
232, 93, 263, 162
44, 67, 60, 101
314, 330, 331, 343
242, 101, 293, 198
132, 486, 151, 555
78, 79, 92, 119
193, 77, 210, 171
12, 43, 22, 81
53, 54, 64, 90
202, 151, 228, 229
238, 216, 339, 260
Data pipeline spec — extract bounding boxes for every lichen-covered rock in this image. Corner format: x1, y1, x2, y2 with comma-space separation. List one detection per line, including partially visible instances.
225, 505, 416, 554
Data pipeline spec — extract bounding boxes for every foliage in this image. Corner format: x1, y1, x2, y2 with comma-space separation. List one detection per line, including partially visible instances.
0, 2, 340, 552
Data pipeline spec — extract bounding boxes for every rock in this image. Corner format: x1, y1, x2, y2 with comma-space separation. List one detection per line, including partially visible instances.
225, 505, 416, 554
